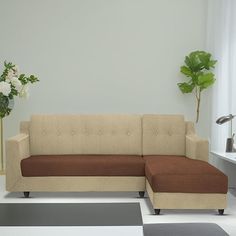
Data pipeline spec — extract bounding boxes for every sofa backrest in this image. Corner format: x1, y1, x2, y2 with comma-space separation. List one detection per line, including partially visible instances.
29, 114, 142, 155
142, 114, 186, 155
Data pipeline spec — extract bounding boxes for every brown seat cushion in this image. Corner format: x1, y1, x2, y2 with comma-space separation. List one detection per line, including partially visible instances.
21, 155, 145, 177
144, 155, 228, 193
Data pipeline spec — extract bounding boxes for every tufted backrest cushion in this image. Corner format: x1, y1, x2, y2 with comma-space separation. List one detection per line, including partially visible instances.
29, 114, 142, 155
142, 114, 186, 155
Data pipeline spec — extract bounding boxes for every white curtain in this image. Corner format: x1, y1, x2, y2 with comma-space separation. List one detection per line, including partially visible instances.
208, 0, 236, 152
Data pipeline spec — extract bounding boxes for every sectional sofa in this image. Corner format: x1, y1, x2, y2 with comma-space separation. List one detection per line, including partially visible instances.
6, 114, 228, 214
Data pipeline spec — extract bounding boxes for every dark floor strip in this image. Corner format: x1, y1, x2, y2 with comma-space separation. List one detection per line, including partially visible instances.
143, 223, 229, 236
0, 203, 143, 226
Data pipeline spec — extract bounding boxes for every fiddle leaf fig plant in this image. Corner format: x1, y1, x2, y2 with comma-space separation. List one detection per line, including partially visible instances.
177, 51, 217, 123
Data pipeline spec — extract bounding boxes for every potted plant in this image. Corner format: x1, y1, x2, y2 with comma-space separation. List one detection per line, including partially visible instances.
177, 50, 217, 123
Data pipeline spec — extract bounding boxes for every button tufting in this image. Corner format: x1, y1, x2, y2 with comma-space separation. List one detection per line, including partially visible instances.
127, 131, 131, 136
42, 130, 46, 135
71, 130, 75, 135
98, 130, 103, 135
56, 130, 61, 136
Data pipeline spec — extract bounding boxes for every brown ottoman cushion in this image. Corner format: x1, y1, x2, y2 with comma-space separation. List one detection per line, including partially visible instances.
144, 155, 228, 193
21, 155, 145, 177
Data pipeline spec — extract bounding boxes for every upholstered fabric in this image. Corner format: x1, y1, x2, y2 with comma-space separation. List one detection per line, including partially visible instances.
29, 114, 142, 155
21, 155, 145, 177
142, 115, 186, 155
5, 114, 228, 213
146, 180, 227, 209
186, 134, 209, 162
7, 176, 146, 192
144, 156, 228, 193
6, 133, 30, 190
20, 121, 30, 135
185, 121, 195, 135
185, 121, 209, 162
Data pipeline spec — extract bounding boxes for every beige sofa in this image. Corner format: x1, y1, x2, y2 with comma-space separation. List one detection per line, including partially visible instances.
6, 114, 228, 214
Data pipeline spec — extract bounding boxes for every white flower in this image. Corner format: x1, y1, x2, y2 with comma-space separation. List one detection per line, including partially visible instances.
11, 77, 22, 92
6, 69, 14, 82
19, 84, 29, 98
0, 81, 11, 96
13, 65, 19, 77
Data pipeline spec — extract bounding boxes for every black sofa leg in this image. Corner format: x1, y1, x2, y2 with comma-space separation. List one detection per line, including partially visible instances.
138, 191, 145, 198
218, 209, 224, 215
23, 192, 30, 198
154, 209, 161, 215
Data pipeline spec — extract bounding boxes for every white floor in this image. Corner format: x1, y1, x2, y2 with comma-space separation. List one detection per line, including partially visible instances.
0, 176, 235, 235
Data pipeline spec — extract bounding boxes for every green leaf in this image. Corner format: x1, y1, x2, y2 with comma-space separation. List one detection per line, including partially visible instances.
184, 51, 217, 72
4, 61, 14, 70
208, 59, 217, 68
187, 51, 203, 72
180, 66, 192, 77
0, 94, 10, 118
177, 82, 194, 93
28, 75, 39, 83
198, 52, 210, 69
10, 86, 18, 96
18, 74, 27, 85
197, 72, 215, 90
184, 56, 192, 69
192, 72, 201, 85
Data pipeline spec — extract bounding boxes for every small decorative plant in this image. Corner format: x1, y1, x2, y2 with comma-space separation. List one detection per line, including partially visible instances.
0, 61, 39, 118
177, 51, 217, 123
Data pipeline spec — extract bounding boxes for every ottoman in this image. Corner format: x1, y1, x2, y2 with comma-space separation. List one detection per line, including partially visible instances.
144, 156, 228, 215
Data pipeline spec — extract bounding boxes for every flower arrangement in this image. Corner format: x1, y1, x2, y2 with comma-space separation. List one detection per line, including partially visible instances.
0, 61, 39, 118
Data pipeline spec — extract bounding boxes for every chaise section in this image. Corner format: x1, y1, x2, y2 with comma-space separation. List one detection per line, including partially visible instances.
144, 156, 227, 194
142, 115, 228, 214
144, 155, 228, 214
21, 155, 145, 177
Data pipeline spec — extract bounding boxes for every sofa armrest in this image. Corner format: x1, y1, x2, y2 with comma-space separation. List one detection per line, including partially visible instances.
6, 133, 30, 191
186, 134, 209, 162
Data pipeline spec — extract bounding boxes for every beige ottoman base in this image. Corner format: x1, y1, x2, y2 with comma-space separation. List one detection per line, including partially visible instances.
146, 179, 227, 213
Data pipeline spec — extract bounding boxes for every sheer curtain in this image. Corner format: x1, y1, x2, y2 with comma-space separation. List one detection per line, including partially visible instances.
208, 0, 236, 152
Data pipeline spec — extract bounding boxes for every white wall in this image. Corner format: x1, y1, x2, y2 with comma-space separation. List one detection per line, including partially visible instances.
0, 0, 208, 141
